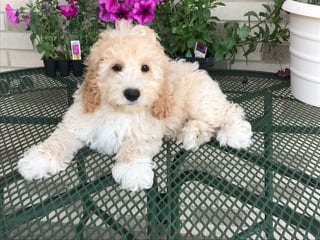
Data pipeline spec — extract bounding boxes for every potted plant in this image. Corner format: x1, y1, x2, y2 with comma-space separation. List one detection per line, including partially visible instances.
5, 0, 164, 76
57, 0, 105, 76
282, 0, 320, 107
152, 0, 224, 68
5, 0, 103, 77
152, 0, 289, 68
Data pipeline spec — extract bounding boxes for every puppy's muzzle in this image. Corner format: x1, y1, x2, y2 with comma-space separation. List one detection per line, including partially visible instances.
124, 88, 140, 102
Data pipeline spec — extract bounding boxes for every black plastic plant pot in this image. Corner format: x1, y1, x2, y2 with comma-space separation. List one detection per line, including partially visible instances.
57, 60, 70, 77
71, 60, 85, 77
43, 59, 57, 77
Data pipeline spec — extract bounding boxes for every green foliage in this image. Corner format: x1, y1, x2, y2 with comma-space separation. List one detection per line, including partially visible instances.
26, 1, 62, 59
14, 0, 104, 60
152, 0, 225, 58
152, 0, 290, 62
216, 0, 290, 62
60, 1, 105, 59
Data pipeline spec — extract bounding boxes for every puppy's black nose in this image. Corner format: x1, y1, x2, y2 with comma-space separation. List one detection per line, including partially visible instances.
124, 88, 140, 102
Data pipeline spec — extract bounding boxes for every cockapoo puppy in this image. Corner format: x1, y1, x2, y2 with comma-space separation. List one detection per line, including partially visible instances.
18, 21, 252, 191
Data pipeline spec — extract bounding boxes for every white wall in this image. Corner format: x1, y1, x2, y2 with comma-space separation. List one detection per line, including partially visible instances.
0, 0, 43, 72
0, 0, 289, 72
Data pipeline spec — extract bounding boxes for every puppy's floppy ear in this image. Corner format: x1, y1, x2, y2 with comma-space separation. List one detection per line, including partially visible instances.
152, 77, 172, 120
80, 68, 101, 113
80, 41, 102, 113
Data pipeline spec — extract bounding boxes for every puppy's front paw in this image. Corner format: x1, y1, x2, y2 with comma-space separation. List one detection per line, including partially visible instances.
217, 122, 253, 149
112, 161, 155, 191
18, 150, 66, 180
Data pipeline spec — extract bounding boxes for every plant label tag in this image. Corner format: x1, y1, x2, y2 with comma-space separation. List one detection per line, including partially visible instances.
194, 41, 207, 58
71, 40, 81, 60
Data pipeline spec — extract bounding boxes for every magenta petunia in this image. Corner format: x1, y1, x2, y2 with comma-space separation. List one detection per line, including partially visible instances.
132, 0, 157, 24
5, 4, 20, 24
98, 4, 109, 21
99, 4, 119, 22
115, 3, 134, 20
24, 13, 31, 25
98, 0, 120, 22
57, 4, 78, 17
99, 0, 119, 12
124, 0, 135, 6
99, 0, 160, 24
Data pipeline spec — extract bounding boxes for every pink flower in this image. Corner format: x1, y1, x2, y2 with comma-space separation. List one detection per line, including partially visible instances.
124, 0, 136, 6
98, 0, 160, 24
98, 0, 120, 21
99, 0, 119, 12
114, 3, 134, 20
98, 5, 111, 22
24, 13, 31, 25
5, 4, 20, 24
133, 0, 156, 24
57, 4, 78, 17
99, 4, 118, 21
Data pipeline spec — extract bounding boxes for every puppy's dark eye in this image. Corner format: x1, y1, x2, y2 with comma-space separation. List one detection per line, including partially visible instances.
112, 64, 122, 72
141, 64, 149, 72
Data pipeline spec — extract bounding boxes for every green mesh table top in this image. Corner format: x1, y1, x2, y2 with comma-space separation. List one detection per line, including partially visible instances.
0, 68, 319, 239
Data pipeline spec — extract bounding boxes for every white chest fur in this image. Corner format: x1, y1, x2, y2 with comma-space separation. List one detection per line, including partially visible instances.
82, 111, 133, 154
63, 104, 162, 155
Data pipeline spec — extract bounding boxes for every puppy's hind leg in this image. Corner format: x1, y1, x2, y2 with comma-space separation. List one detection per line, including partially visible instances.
18, 123, 85, 180
216, 103, 252, 149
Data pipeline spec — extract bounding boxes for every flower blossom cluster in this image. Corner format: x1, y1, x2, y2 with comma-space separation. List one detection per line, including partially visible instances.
98, 0, 162, 24
5, 0, 80, 25
57, 0, 79, 17
6, 0, 162, 26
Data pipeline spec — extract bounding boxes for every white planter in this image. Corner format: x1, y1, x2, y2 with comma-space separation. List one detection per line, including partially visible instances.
282, 0, 320, 107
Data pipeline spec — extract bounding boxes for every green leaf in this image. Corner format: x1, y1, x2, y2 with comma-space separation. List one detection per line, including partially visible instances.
224, 38, 236, 50
172, 27, 179, 34
203, 33, 214, 43
202, 9, 211, 19
262, 4, 271, 12
187, 38, 196, 49
186, 49, 192, 58
36, 44, 43, 53
214, 49, 225, 61
244, 11, 258, 18
30, 33, 36, 45
239, 25, 251, 39
259, 12, 267, 17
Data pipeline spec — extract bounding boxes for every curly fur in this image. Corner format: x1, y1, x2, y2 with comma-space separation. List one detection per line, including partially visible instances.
18, 20, 252, 191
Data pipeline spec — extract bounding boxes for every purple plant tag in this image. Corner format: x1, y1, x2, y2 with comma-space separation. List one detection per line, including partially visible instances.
71, 40, 81, 60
